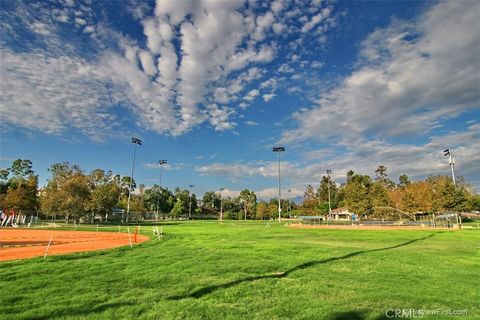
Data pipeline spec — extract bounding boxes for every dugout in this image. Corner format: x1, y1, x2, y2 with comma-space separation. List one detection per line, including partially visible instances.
299, 216, 324, 225
435, 212, 462, 228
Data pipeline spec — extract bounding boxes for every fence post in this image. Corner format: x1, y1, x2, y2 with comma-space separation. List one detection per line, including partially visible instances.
43, 235, 53, 261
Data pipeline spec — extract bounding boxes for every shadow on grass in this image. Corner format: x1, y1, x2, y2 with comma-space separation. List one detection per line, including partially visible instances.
168, 234, 435, 300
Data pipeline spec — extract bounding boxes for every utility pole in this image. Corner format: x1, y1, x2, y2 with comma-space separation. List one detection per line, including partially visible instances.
288, 189, 292, 218
219, 188, 224, 221
443, 149, 456, 186
189, 184, 195, 220
272, 147, 285, 222
126, 137, 142, 223
156, 160, 167, 222
326, 169, 332, 221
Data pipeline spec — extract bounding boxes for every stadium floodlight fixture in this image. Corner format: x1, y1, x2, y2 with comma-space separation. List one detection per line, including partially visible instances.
131, 137, 142, 145
188, 184, 195, 220
126, 137, 142, 222
443, 149, 456, 186
272, 146, 285, 222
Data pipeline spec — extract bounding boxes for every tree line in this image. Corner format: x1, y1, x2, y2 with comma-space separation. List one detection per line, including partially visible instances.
1, 160, 478, 222
0, 159, 290, 222
301, 165, 480, 216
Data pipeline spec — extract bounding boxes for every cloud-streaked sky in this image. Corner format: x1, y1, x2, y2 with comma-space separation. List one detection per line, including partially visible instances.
1, 0, 479, 199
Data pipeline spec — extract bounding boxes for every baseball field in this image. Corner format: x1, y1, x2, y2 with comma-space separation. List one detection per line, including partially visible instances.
0, 221, 478, 319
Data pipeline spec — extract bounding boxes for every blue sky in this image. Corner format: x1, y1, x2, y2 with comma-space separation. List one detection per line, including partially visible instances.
1, 0, 479, 199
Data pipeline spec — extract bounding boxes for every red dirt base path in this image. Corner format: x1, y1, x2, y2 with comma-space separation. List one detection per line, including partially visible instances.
0, 229, 149, 261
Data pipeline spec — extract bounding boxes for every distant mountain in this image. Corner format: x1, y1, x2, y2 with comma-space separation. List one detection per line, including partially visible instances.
290, 196, 303, 205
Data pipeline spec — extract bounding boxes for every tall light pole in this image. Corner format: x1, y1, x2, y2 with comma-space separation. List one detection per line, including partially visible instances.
326, 169, 332, 221
126, 137, 142, 223
156, 159, 167, 222
219, 188, 224, 221
443, 149, 456, 186
288, 189, 292, 218
272, 147, 285, 222
189, 184, 195, 220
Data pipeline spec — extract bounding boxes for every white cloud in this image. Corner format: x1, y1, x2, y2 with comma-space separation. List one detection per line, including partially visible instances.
272, 22, 285, 34
83, 25, 95, 34
74, 17, 86, 26
207, 104, 236, 131
245, 120, 259, 126
278, 63, 294, 73
243, 89, 260, 101
301, 12, 324, 33
282, 1, 480, 144
271, 0, 284, 15
262, 93, 277, 102
311, 61, 324, 69
31, 22, 51, 35
138, 50, 157, 76
256, 187, 303, 199
194, 124, 480, 189
0, 0, 340, 139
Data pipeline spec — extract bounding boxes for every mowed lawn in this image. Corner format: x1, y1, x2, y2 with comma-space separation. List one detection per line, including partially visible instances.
0, 222, 478, 320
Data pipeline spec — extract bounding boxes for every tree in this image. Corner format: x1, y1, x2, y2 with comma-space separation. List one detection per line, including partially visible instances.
88, 169, 121, 221
402, 181, 433, 213
374, 165, 395, 189
370, 181, 390, 207
342, 173, 372, 216
375, 165, 387, 182
346, 170, 355, 183
0, 168, 10, 195
2, 159, 38, 214
4, 175, 38, 214
10, 159, 34, 182
171, 198, 186, 217
120, 176, 136, 198
41, 162, 90, 222
144, 186, 175, 216
317, 175, 337, 207
239, 189, 256, 219
202, 191, 221, 211
222, 196, 242, 217
398, 174, 411, 188
302, 184, 318, 215
427, 175, 467, 212
255, 202, 270, 220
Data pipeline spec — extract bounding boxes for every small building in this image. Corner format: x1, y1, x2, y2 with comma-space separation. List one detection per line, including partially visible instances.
331, 207, 355, 221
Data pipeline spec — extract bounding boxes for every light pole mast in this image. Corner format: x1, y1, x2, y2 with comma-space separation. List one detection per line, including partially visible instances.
443, 149, 456, 186
156, 159, 167, 222
272, 147, 285, 222
219, 188, 224, 221
126, 137, 142, 223
189, 184, 195, 220
288, 189, 292, 218
326, 169, 332, 221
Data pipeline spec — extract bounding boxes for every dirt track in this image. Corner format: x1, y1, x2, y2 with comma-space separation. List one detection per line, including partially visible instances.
0, 229, 149, 261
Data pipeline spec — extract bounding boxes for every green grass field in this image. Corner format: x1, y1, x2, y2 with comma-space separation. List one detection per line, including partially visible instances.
1, 221, 478, 320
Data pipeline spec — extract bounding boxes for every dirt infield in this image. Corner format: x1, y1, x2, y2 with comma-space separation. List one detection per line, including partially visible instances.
0, 229, 149, 261
289, 223, 457, 230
